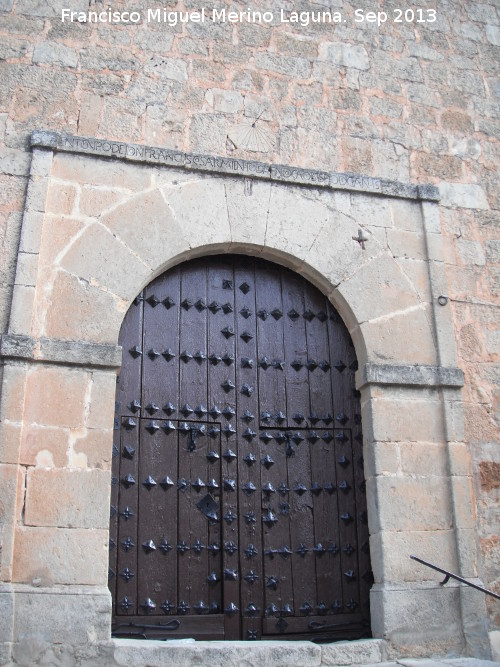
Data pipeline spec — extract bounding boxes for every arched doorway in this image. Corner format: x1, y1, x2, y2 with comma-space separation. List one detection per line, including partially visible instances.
108, 255, 372, 642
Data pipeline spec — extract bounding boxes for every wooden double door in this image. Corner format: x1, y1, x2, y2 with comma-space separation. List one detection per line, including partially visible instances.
109, 255, 372, 641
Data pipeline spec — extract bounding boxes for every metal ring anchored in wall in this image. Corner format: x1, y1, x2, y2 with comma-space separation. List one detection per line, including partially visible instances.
438, 296, 448, 306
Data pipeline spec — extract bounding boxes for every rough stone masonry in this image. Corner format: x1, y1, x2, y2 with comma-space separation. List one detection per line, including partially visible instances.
0, 0, 498, 664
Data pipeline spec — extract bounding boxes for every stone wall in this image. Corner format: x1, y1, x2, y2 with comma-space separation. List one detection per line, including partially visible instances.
0, 0, 498, 652
0, 136, 486, 662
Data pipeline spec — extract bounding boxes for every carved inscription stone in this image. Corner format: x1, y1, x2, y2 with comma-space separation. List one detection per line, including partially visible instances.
30, 131, 439, 201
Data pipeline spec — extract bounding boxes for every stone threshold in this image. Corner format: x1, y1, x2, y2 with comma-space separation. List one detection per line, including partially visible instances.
31, 130, 440, 202
112, 637, 387, 667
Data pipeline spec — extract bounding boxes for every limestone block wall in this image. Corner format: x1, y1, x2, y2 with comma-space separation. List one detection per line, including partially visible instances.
0, 0, 498, 651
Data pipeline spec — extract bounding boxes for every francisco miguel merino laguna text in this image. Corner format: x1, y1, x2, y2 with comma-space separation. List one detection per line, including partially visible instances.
61, 7, 345, 27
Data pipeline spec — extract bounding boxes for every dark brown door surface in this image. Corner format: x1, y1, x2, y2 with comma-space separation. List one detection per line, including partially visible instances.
109, 255, 372, 642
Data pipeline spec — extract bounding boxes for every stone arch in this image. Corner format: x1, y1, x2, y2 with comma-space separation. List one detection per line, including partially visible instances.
27, 153, 436, 372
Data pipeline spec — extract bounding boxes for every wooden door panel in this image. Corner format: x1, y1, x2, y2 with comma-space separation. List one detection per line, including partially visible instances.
109, 256, 371, 641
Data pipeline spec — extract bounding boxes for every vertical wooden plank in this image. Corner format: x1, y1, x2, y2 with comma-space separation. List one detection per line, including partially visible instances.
327, 305, 363, 618
303, 285, 337, 615
255, 261, 292, 631
206, 257, 238, 637
286, 430, 316, 616
281, 269, 318, 625
136, 419, 178, 616
177, 260, 209, 616
115, 293, 144, 419
234, 258, 263, 640
115, 417, 139, 616
334, 427, 359, 615
303, 286, 333, 427
179, 419, 216, 614
260, 437, 293, 627
255, 263, 287, 427
109, 440, 120, 608
111, 292, 143, 616
112, 286, 143, 616
159, 423, 180, 615
342, 322, 371, 622
281, 270, 309, 428
310, 430, 342, 613
327, 307, 355, 436
138, 267, 183, 620
354, 415, 371, 623
204, 428, 222, 619
142, 269, 181, 422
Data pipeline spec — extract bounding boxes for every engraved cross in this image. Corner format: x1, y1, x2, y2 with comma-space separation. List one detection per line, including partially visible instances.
352, 229, 368, 250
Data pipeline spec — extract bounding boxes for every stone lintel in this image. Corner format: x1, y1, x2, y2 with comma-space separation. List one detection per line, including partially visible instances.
31, 130, 440, 202
357, 363, 464, 389
0, 334, 122, 369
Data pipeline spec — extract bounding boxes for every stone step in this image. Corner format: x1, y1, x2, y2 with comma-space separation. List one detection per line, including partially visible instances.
112, 637, 387, 667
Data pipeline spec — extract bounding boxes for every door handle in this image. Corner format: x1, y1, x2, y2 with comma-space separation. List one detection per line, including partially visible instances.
187, 424, 205, 451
